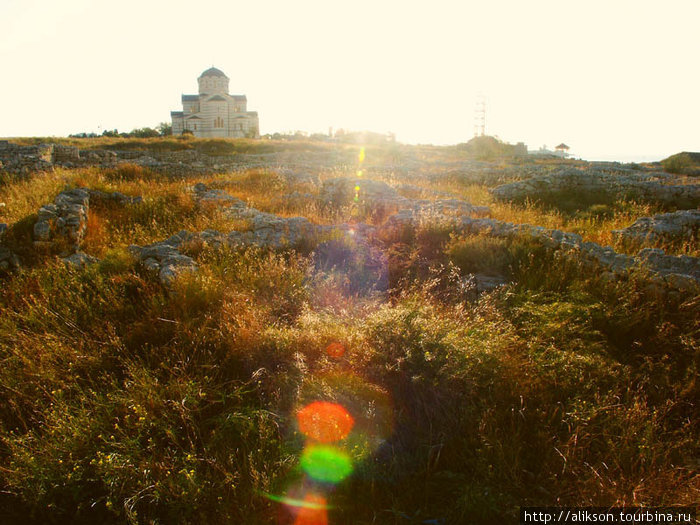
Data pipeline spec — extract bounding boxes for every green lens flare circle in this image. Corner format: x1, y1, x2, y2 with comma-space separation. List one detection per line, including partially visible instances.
300, 445, 353, 483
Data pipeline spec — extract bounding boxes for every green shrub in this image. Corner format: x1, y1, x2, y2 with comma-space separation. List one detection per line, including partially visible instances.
447, 233, 513, 276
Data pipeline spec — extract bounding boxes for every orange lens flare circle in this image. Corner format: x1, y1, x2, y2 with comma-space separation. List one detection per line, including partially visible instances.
325, 342, 346, 358
297, 401, 354, 443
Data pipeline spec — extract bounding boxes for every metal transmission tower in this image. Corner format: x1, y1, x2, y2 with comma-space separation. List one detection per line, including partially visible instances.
474, 94, 486, 137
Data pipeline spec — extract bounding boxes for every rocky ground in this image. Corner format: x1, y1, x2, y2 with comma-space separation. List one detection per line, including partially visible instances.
2, 140, 697, 293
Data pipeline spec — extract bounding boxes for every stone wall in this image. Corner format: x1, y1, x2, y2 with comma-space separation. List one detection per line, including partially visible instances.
33, 188, 91, 254
387, 209, 700, 295
0, 141, 54, 175
32, 187, 141, 267
0, 141, 118, 175
612, 209, 700, 246
129, 181, 700, 296
490, 168, 700, 208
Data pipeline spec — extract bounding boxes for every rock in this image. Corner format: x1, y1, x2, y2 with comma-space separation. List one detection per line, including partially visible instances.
33, 188, 89, 252
33, 218, 53, 242
192, 182, 241, 205
663, 273, 699, 293
88, 189, 143, 205
383, 207, 700, 294
612, 209, 700, 245
33, 187, 142, 255
63, 251, 98, 269
462, 273, 510, 295
0, 223, 7, 242
490, 167, 700, 208
128, 243, 198, 286
134, 156, 160, 167
320, 178, 404, 206
0, 245, 21, 272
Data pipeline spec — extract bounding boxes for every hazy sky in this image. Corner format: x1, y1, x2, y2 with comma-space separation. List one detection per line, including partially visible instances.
1, 0, 698, 160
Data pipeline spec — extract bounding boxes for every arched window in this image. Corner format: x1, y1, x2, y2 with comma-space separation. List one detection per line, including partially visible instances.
214, 117, 224, 128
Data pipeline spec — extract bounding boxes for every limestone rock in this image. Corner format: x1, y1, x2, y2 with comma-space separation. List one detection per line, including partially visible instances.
612, 209, 700, 245
461, 273, 510, 296
33, 188, 90, 252
192, 182, 241, 205
384, 207, 700, 294
0, 246, 21, 271
490, 167, 700, 208
128, 243, 198, 285
33, 187, 142, 256
63, 251, 99, 269
88, 189, 143, 205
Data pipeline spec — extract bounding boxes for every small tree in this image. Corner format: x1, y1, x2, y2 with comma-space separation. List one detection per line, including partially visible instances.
129, 127, 160, 138
157, 122, 172, 136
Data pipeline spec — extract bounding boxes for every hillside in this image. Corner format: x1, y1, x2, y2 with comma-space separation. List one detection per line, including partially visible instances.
0, 138, 698, 524
661, 152, 700, 176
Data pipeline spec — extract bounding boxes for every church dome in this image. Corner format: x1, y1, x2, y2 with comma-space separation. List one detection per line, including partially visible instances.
199, 67, 228, 79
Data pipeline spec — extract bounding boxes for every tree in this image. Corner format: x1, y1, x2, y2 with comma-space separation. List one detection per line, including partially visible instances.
129, 127, 160, 138
157, 122, 172, 136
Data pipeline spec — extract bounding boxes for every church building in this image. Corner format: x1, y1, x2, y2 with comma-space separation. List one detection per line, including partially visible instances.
171, 67, 259, 138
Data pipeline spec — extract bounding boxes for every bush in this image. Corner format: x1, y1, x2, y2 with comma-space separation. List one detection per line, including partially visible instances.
447, 233, 513, 276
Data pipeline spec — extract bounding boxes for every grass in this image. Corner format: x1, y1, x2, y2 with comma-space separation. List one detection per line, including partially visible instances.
0, 139, 698, 523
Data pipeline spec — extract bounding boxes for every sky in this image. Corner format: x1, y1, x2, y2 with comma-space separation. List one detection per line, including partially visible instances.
0, 0, 698, 161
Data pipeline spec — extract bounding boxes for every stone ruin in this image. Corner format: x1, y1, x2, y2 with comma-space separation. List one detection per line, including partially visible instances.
0, 141, 117, 175
612, 209, 700, 247
387, 210, 699, 295
489, 167, 700, 208
319, 177, 490, 218
30, 187, 142, 268
125, 181, 700, 296
129, 183, 324, 284
33, 188, 91, 253
1, 139, 698, 296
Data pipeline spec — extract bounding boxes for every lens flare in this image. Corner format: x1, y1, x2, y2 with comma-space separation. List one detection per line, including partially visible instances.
300, 444, 353, 483
262, 491, 331, 510
325, 341, 346, 358
300, 371, 395, 453
293, 493, 329, 525
358, 147, 365, 164
297, 401, 354, 443
356, 169, 363, 177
